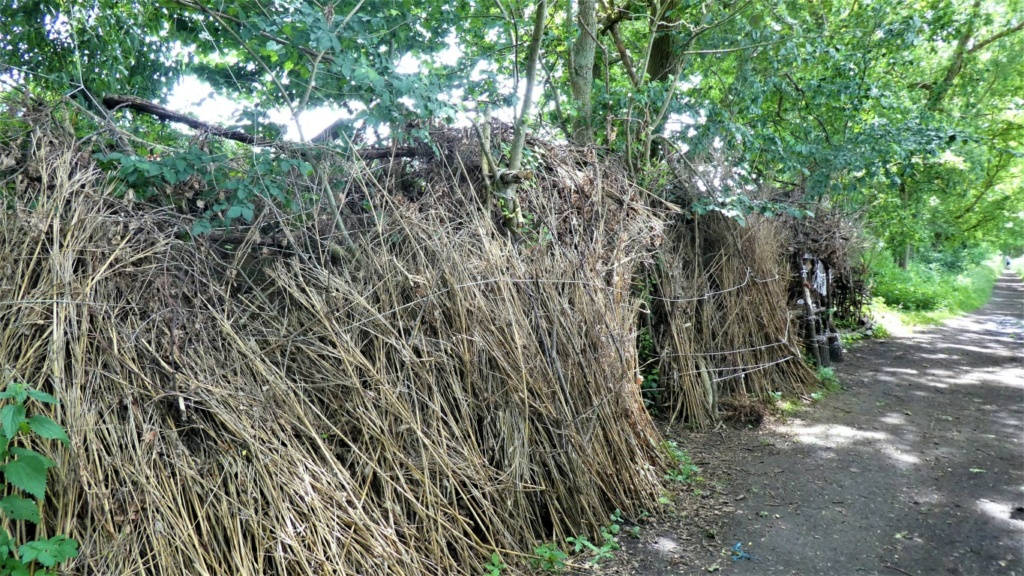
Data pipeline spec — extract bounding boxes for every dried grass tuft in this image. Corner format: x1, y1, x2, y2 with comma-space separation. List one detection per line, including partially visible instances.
0, 113, 821, 574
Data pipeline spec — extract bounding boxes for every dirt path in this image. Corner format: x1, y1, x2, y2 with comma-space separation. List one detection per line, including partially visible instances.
709, 271, 1023, 575
606, 271, 1023, 576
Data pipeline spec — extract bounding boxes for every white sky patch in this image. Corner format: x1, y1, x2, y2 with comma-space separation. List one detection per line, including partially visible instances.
167, 75, 352, 141
163, 46, 701, 146
937, 149, 967, 169
165, 76, 239, 124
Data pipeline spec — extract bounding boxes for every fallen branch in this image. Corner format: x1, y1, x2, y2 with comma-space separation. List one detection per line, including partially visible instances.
102, 94, 271, 146
101, 94, 426, 159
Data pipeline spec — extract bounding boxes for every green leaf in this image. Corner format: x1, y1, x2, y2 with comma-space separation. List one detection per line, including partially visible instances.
0, 495, 40, 523
1, 559, 29, 576
0, 528, 11, 558
6, 385, 27, 404
26, 416, 70, 446
18, 535, 79, 568
191, 219, 212, 236
25, 390, 57, 405
3, 449, 56, 500
0, 406, 26, 440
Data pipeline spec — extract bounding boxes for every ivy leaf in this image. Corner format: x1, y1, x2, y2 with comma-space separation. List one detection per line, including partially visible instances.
0, 495, 40, 523
3, 449, 56, 500
27, 416, 70, 446
191, 219, 213, 236
0, 406, 25, 440
18, 535, 79, 568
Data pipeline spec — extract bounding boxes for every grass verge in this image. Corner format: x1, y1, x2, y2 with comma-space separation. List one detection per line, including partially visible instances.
868, 256, 1001, 331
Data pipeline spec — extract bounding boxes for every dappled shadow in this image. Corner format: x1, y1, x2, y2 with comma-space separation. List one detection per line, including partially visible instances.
709, 271, 1023, 576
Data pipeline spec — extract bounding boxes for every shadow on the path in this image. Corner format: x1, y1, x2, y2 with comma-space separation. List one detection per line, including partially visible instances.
715, 272, 1023, 576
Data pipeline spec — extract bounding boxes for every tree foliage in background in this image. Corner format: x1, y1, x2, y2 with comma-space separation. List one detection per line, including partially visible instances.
1, 0, 1021, 260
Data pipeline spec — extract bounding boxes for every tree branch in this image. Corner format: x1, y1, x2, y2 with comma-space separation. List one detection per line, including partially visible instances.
600, 4, 634, 35
102, 94, 271, 146
926, 0, 982, 111
968, 20, 1024, 54
610, 23, 640, 87
102, 94, 423, 159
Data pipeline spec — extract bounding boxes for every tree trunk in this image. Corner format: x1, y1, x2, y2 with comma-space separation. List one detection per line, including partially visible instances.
926, 0, 981, 111
646, 0, 680, 82
899, 245, 911, 270
898, 180, 911, 270
568, 0, 597, 144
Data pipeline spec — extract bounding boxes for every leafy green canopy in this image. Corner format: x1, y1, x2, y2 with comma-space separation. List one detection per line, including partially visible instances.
1, 0, 1021, 257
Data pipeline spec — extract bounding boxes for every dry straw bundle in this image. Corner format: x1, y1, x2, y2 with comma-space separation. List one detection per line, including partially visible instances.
643, 157, 815, 428
0, 126, 666, 575
649, 214, 816, 428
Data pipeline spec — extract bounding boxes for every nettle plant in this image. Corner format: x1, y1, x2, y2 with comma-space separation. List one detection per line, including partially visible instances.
0, 381, 78, 575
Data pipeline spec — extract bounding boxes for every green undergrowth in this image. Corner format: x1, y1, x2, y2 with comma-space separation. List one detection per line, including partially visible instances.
868, 253, 1000, 327
519, 442, 702, 573
0, 381, 78, 575
769, 366, 843, 416
525, 509, 627, 572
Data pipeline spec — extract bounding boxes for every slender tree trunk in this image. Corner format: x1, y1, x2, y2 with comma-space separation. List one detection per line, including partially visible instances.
503, 0, 547, 230
569, 0, 597, 144
509, 0, 547, 171
646, 0, 680, 82
898, 181, 911, 269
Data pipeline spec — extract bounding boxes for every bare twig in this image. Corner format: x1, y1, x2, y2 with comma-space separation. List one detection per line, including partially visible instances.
883, 564, 914, 576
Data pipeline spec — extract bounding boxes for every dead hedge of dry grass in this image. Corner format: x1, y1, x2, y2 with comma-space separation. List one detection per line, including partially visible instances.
646, 215, 816, 428
0, 114, 811, 574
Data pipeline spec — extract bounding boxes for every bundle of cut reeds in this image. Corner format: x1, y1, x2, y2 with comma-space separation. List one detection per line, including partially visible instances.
648, 212, 815, 428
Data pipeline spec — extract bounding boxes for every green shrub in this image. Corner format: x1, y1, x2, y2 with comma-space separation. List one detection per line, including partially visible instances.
531, 542, 568, 571
868, 253, 998, 314
661, 441, 701, 484
0, 381, 78, 575
816, 367, 841, 392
